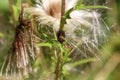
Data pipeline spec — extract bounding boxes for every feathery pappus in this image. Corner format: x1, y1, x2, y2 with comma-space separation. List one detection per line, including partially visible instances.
25, 0, 109, 60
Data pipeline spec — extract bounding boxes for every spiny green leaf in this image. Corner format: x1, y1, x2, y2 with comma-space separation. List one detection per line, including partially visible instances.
62, 67, 69, 76
62, 57, 71, 62
30, 0, 36, 5
71, 58, 96, 67
36, 42, 52, 48
76, 0, 83, 6
76, 5, 109, 10
75, 0, 84, 9
51, 57, 57, 63
64, 8, 73, 20
43, 33, 48, 38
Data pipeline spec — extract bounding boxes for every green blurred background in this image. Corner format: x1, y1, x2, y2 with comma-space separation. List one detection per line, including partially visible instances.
0, 0, 120, 80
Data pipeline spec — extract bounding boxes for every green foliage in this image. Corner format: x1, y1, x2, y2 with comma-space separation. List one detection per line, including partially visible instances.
30, 0, 36, 5
0, 0, 9, 12
12, 0, 21, 21
0, 33, 4, 38
36, 42, 53, 49
75, 0, 108, 10
76, 5, 109, 10
10, 0, 21, 23
1, 0, 120, 80
71, 58, 96, 67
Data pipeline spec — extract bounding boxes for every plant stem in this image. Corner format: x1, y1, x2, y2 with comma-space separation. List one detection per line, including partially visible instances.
55, 0, 65, 80
60, 0, 65, 30
55, 52, 62, 80
9, 0, 16, 28
57, 0, 66, 43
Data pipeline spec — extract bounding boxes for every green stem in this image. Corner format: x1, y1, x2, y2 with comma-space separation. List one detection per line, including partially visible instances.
55, 52, 62, 80
60, 0, 65, 30
55, 0, 65, 80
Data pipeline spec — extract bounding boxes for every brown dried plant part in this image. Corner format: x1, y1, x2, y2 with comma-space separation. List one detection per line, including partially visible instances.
57, 30, 65, 43
1, 6, 36, 74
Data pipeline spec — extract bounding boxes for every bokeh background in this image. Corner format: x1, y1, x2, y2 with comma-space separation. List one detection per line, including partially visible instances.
0, 0, 120, 80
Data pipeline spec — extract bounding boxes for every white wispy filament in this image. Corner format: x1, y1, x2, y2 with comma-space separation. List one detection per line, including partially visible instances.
25, 0, 109, 60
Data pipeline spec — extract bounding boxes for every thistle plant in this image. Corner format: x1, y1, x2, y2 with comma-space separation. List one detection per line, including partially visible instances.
25, 0, 109, 60
25, 0, 109, 79
0, 0, 110, 80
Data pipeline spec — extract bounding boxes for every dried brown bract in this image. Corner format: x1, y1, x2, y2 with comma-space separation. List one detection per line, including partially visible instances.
2, 6, 36, 74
